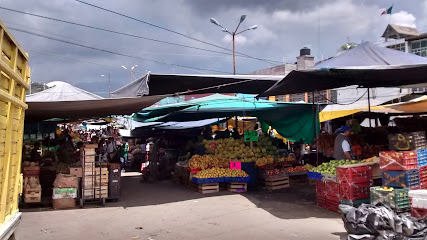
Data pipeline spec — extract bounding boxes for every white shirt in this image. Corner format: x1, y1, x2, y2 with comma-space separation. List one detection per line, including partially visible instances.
342, 140, 351, 152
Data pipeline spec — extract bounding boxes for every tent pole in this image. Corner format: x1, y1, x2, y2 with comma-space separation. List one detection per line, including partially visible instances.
368, 88, 371, 128
312, 91, 319, 166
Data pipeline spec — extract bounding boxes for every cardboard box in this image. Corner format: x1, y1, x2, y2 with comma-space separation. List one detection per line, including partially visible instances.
52, 198, 76, 209
69, 167, 82, 178
52, 188, 77, 199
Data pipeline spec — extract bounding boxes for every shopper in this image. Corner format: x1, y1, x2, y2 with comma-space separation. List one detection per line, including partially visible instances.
333, 125, 353, 160
106, 137, 117, 162
30, 142, 42, 163
288, 145, 304, 164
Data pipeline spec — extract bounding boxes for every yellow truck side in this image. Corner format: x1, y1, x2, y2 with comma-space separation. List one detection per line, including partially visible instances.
0, 18, 30, 240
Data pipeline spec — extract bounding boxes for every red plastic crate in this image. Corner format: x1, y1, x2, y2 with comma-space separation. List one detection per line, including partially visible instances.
411, 207, 427, 219
325, 196, 340, 212
340, 182, 371, 200
324, 181, 340, 199
337, 166, 372, 184
316, 180, 325, 194
379, 151, 418, 171
316, 196, 326, 208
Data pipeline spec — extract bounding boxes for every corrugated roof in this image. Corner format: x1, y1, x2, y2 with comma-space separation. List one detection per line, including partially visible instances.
26, 81, 103, 102
382, 24, 420, 39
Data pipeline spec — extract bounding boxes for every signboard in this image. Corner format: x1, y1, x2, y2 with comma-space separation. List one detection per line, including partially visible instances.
244, 131, 258, 142
230, 161, 241, 170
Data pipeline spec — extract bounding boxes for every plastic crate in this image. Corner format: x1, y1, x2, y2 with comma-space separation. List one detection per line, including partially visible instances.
370, 187, 410, 211
340, 199, 370, 207
340, 182, 371, 201
382, 169, 420, 188
411, 207, 427, 219
224, 177, 250, 183
315, 180, 325, 194
324, 181, 340, 200
417, 148, 427, 167
388, 132, 427, 151
192, 177, 222, 184
409, 189, 427, 208
337, 166, 372, 184
379, 151, 418, 171
308, 171, 322, 180
325, 196, 340, 212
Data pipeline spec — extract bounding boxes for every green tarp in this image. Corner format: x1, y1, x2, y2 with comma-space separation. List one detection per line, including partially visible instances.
135, 94, 320, 143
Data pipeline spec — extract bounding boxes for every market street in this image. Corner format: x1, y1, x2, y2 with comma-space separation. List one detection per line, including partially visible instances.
16, 173, 345, 240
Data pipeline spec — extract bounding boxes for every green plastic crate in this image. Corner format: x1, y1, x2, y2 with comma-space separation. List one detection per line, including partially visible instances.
370, 187, 410, 211
341, 199, 370, 207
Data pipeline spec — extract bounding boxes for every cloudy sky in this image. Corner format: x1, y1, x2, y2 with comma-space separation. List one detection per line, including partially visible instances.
1, 0, 426, 96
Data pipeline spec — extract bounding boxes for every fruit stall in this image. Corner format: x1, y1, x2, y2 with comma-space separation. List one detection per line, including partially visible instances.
309, 130, 427, 219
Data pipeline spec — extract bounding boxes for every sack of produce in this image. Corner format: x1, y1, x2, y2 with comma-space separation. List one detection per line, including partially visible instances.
53, 174, 78, 188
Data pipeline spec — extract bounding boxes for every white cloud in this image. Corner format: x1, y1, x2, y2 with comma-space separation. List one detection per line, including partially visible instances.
390, 11, 417, 28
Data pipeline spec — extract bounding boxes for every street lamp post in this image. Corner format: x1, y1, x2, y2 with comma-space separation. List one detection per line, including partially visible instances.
210, 15, 257, 75
101, 74, 111, 98
122, 65, 138, 83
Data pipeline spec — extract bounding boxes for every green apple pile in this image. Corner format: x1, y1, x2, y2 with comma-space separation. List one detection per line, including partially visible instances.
311, 159, 359, 175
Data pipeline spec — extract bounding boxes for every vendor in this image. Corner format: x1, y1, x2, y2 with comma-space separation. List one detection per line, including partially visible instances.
333, 125, 353, 160
30, 142, 42, 163
288, 145, 303, 164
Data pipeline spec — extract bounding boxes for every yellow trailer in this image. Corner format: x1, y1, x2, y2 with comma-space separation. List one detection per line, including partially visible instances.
0, 18, 30, 240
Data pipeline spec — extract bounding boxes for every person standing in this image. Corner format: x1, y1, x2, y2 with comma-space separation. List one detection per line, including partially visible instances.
333, 125, 353, 160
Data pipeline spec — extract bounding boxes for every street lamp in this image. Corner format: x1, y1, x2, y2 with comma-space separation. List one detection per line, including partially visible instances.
101, 74, 111, 98
121, 65, 138, 83
210, 15, 257, 75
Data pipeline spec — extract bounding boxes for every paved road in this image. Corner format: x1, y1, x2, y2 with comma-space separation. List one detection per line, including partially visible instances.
16, 173, 346, 240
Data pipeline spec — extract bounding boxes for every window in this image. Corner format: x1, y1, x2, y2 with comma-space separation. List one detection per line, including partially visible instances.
289, 93, 306, 103
387, 43, 405, 52
411, 40, 427, 58
412, 87, 427, 93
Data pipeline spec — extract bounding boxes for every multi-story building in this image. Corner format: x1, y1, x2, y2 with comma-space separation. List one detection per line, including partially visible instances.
377, 24, 427, 93
248, 47, 338, 104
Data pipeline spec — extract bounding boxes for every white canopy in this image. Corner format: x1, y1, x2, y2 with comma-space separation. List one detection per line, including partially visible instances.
26, 81, 103, 102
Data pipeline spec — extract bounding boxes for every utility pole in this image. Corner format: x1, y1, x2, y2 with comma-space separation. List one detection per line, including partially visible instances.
210, 16, 257, 75
101, 74, 111, 98
122, 65, 138, 82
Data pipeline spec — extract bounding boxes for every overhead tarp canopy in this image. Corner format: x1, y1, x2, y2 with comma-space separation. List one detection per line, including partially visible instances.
111, 73, 283, 98
26, 95, 169, 121
259, 42, 427, 96
368, 95, 427, 114
135, 94, 320, 143
27, 81, 103, 102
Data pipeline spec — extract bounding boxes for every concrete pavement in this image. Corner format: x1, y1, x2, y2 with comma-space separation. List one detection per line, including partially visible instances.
16, 173, 346, 240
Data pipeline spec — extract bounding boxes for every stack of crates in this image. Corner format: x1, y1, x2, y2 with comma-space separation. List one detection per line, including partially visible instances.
337, 165, 372, 207
418, 149, 427, 189
315, 180, 326, 208
324, 180, 340, 212
380, 151, 420, 189
408, 189, 427, 219
108, 163, 121, 200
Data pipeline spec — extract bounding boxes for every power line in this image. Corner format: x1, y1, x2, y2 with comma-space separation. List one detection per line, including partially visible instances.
0, 6, 282, 65
73, 0, 282, 65
10, 27, 234, 74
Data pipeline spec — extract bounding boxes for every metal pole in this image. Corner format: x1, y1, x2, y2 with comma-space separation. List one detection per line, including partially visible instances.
130, 71, 133, 83
367, 88, 371, 127
108, 73, 111, 98
232, 33, 236, 75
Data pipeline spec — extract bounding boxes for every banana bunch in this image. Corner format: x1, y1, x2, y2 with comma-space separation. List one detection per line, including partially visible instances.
194, 168, 248, 178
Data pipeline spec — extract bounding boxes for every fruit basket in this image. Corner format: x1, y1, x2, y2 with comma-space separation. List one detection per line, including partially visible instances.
308, 171, 322, 180
192, 177, 223, 184
370, 187, 410, 211
379, 151, 418, 171
382, 169, 420, 188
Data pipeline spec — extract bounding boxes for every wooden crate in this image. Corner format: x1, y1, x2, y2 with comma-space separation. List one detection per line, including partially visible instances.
263, 175, 290, 190
198, 183, 219, 194
227, 182, 247, 193
24, 189, 41, 203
